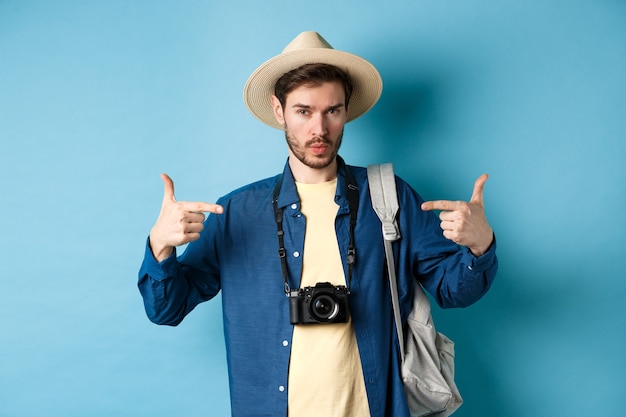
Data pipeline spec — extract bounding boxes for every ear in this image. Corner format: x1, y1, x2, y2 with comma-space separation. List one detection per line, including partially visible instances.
271, 95, 285, 126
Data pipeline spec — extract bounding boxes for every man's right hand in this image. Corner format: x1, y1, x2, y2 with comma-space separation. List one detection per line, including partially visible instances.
149, 173, 224, 262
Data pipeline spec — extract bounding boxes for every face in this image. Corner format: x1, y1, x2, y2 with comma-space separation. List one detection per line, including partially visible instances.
271, 81, 348, 171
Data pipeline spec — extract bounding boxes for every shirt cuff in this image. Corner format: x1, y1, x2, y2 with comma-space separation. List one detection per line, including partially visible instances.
142, 237, 179, 281
463, 233, 497, 271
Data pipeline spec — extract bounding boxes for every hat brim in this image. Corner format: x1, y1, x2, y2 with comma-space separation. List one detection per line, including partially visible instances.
243, 48, 383, 130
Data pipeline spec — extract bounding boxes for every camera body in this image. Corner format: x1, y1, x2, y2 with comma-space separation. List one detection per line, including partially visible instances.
288, 282, 350, 325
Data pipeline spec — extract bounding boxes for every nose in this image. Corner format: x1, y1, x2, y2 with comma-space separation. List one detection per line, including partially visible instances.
310, 113, 328, 137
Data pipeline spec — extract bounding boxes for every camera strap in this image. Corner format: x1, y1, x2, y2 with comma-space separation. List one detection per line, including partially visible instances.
272, 166, 359, 294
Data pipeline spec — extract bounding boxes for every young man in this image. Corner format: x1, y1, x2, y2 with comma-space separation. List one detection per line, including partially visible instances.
139, 32, 497, 417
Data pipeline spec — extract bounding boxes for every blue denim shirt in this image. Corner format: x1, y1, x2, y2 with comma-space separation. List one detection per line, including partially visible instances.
138, 156, 497, 417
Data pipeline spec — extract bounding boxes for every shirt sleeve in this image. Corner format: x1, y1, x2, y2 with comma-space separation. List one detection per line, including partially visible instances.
137, 213, 222, 325
397, 178, 498, 309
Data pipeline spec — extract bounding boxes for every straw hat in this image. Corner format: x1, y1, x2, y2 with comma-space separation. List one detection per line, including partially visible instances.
243, 31, 383, 130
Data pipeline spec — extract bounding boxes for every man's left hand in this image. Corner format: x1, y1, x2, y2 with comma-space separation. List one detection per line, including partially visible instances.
421, 174, 494, 257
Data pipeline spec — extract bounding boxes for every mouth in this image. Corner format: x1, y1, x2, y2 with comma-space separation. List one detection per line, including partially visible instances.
310, 143, 329, 155
308, 139, 331, 155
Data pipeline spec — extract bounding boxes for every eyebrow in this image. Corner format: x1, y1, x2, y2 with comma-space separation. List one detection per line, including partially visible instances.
291, 103, 345, 111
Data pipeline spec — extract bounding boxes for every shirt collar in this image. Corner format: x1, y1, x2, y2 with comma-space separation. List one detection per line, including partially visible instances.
275, 155, 350, 214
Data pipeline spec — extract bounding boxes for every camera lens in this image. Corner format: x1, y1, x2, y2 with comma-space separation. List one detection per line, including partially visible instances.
310, 294, 339, 322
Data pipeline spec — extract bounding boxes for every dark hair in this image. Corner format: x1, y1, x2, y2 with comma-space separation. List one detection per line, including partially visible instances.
274, 63, 354, 108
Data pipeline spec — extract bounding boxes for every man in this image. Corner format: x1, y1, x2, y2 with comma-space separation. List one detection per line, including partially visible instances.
138, 32, 497, 417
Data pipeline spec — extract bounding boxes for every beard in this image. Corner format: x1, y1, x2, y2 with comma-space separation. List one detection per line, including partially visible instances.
284, 126, 344, 170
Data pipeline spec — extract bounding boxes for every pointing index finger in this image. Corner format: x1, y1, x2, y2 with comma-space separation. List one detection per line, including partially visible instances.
421, 200, 462, 212
179, 201, 224, 214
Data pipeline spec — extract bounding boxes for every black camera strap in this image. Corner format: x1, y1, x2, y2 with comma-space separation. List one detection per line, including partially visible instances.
272, 166, 359, 295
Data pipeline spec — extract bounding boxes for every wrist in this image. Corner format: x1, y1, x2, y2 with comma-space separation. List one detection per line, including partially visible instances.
149, 235, 174, 262
469, 232, 495, 257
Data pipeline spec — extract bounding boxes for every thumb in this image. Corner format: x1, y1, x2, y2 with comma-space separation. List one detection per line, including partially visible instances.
161, 173, 176, 204
470, 174, 489, 205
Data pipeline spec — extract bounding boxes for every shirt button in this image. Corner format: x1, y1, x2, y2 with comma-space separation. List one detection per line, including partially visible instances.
290, 204, 297, 210
293, 251, 300, 258
279, 386, 285, 392
282, 340, 289, 347
467, 265, 473, 271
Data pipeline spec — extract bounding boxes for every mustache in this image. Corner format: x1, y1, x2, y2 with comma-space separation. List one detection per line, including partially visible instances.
306, 137, 331, 146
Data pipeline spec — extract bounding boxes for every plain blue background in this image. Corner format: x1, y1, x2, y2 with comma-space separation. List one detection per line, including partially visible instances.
1, 1, 625, 416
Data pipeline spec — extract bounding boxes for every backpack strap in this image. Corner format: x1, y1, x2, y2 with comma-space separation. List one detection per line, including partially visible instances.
367, 164, 401, 241
367, 163, 405, 361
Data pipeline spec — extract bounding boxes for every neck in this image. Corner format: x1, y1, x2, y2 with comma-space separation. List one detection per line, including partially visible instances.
288, 155, 338, 184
